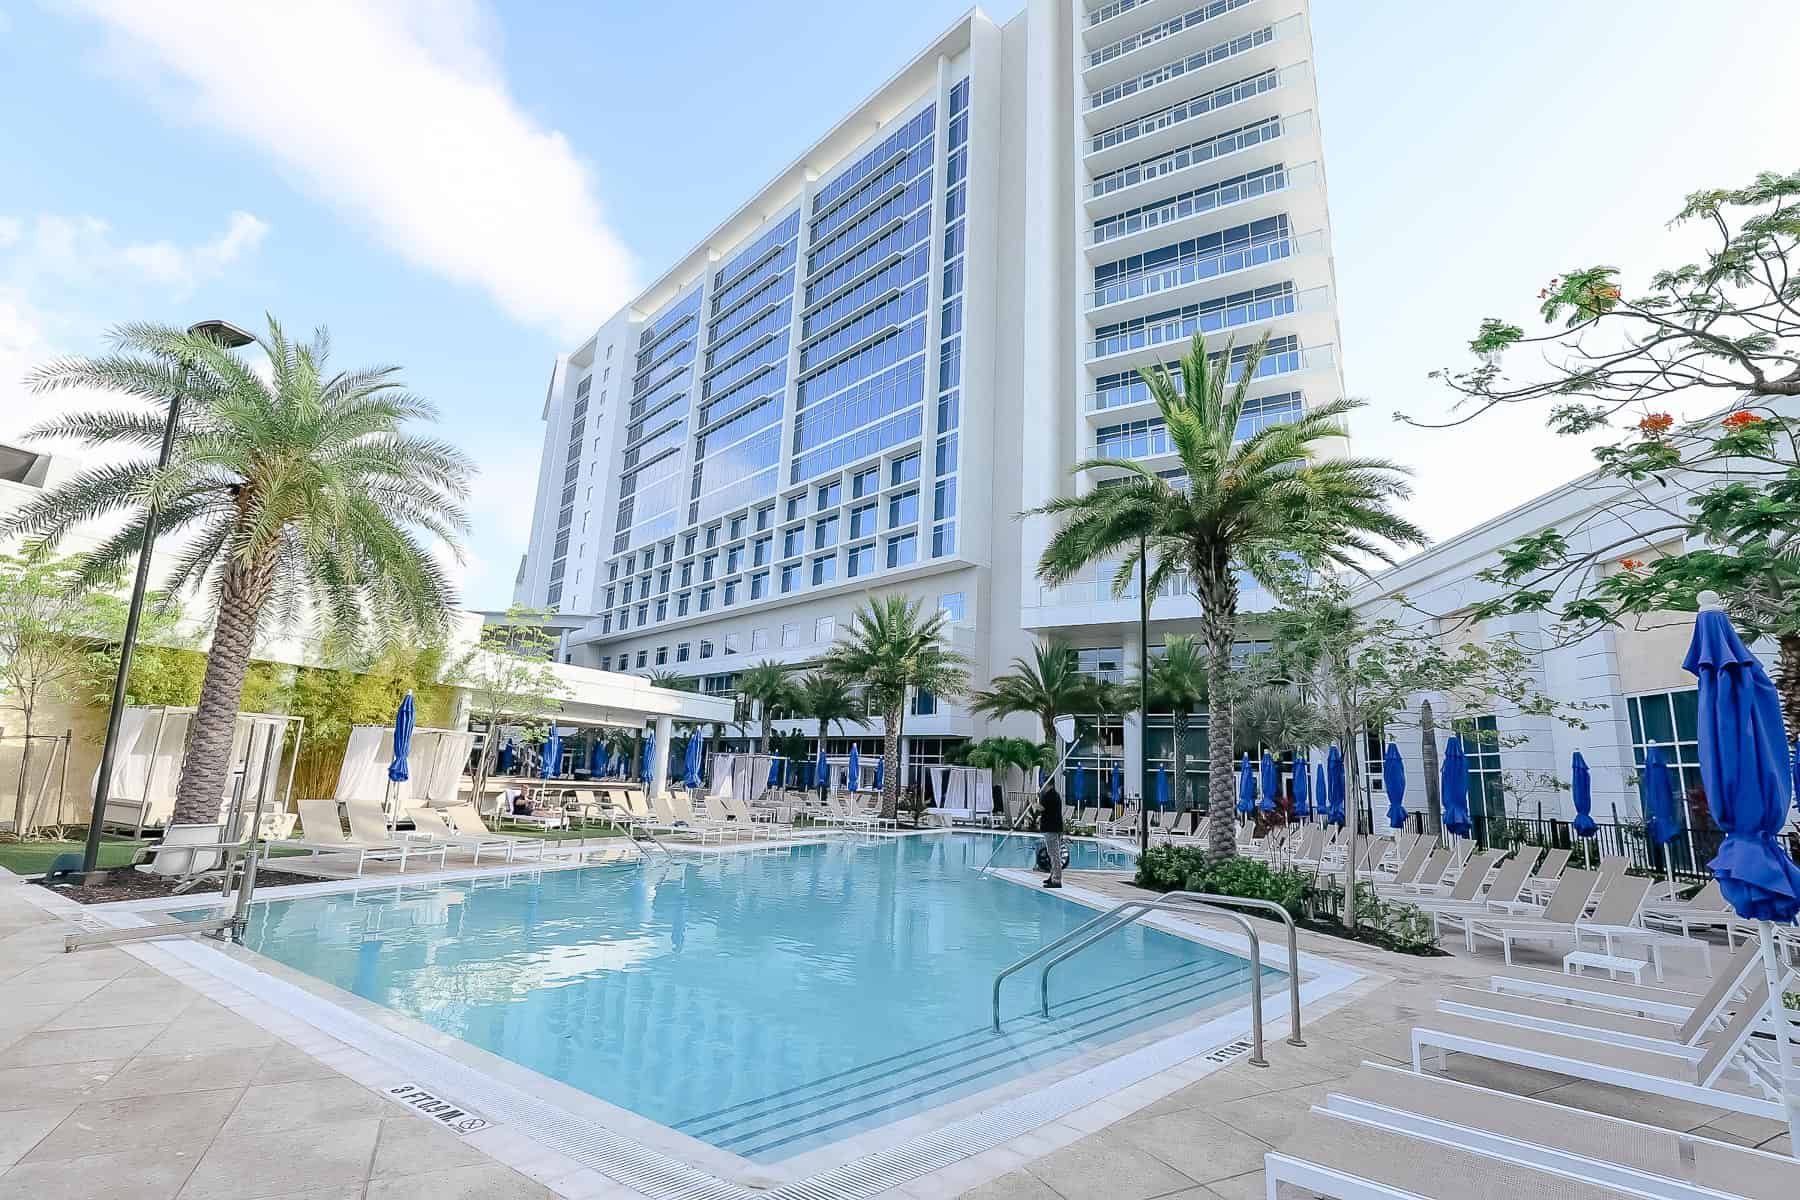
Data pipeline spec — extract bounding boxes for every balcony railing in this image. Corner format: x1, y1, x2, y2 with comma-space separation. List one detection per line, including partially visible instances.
1088, 162, 1312, 249
1088, 47, 1289, 157
1087, 284, 1326, 362
1086, 344, 1335, 413
1088, 0, 1258, 65
1035, 565, 1267, 608
1087, 229, 1320, 311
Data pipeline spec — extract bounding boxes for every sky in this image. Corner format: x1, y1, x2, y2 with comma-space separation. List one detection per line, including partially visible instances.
1, 1, 1795, 610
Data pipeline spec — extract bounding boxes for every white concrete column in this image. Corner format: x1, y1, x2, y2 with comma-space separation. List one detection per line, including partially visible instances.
650, 714, 674, 801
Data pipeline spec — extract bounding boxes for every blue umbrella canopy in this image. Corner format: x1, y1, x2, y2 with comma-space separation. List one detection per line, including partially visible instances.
1236, 753, 1255, 814
1641, 745, 1681, 847
1682, 596, 1800, 922
540, 723, 562, 780
1440, 736, 1470, 837
1570, 750, 1598, 838
1326, 745, 1347, 827
1383, 743, 1407, 829
387, 692, 415, 783
1259, 752, 1278, 813
1111, 765, 1123, 806
1292, 755, 1311, 817
1155, 765, 1169, 810
847, 744, 861, 790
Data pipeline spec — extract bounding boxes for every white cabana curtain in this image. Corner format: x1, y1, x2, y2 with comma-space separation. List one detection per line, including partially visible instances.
96, 707, 294, 832
335, 726, 390, 806
928, 767, 993, 814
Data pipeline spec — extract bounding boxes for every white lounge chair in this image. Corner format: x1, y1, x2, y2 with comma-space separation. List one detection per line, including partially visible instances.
407, 806, 521, 865
1315, 1061, 1800, 1200
1449, 868, 1598, 959
1404, 849, 1502, 901
1467, 873, 1653, 965
441, 802, 548, 860
1412, 968, 1795, 1125
270, 798, 443, 876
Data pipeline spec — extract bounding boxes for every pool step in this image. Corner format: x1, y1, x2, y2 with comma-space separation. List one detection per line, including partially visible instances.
679, 959, 1256, 1160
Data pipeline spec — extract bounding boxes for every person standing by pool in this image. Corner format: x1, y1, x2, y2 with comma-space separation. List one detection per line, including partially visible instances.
1039, 782, 1065, 889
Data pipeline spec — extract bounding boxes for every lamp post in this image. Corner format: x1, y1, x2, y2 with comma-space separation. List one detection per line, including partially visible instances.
82, 320, 256, 879
1137, 533, 1150, 854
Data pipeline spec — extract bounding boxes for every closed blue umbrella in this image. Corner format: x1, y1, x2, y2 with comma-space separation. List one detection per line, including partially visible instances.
683, 731, 703, 789
768, 757, 782, 787
387, 692, 414, 784
588, 740, 604, 775
1071, 763, 1085, 808
497, 738, 515, 775
1383, 743, 1407, 830
1326, 745, 1347, 827
815, 746, 829, 792
1682, 593, 1800, 1144
540, 723, 562, 780
1440, 736, 1470, 837
1155, 765, 1169, 811
1571, 750, 1597, 866
639, 734, 653, 784
1314, 763, 1327, 825
1259, 751, 1278, 813
1642, 745, 1681, 847
1236, 753, 1255, 815
1292, 755, 1311, 818
847, 744, 861, 792
873, 754, 884, 793
1111, 764, 1123, 808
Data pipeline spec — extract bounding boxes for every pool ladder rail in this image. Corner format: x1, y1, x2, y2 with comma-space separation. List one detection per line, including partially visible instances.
991, 892, 1307, 1067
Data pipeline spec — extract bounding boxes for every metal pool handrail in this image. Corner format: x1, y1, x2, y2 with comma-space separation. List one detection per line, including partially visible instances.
1040, 891, 1306, 1051
994, 896, 1268, 1065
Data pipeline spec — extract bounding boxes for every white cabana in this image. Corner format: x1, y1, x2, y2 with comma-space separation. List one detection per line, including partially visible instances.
333, 724, 475, 817
96, 706, 299, 838
928, 766, 995, 822
707, 753, 777, 806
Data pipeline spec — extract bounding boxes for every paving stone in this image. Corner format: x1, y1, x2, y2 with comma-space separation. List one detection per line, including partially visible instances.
20, 1089, 238, 1164
1199, 1171, 1267, 1200
0, 1104, 74, 1168
39, 988, 199, 1032
250, 1043, 341, 1085
1027, 1135, 1198, 1200
370, 1114, 494, 1178
1115, 1109, 1271, 1185
0, 1144, 201, 1199
1205, 1082, 1333, 1146
95, 1048, 266, 1101
177, 1118, 381, 1199
957, 1172, 1067, 1200
140, 999, 275, 1056
363, 1162, 555, 1199
222, 1076, 392, 1135
0, 1059, 125, 1111
0, 1022, 167, 1068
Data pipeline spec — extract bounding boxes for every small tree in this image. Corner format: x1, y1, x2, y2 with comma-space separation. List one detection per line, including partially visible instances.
823, 596, 970, 820
734, 660, 797, 755
453, 605, 565, 795
1417, 170, 1800, 725
792, 672, 860, 790
0, 555, 129, 835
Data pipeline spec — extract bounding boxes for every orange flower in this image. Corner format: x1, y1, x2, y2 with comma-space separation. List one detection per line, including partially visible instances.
1722, 410, 1763, 429
1637, 413, 1674, 436
1619, 558, 1644, 571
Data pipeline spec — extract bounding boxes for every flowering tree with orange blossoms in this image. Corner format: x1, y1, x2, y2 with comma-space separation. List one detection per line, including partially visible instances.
1407, 171, 1800, 726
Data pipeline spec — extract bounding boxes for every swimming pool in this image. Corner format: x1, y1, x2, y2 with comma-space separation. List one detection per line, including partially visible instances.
203, 833, 1266, 1163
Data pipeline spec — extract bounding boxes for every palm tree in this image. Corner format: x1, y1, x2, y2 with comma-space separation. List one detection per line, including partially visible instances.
961, 735, 1053, 809
733, 659, 796, 754
792, 671, 859, 789
7, 318, 469, 829
1031, 332, 1424, 862
1141, 634, 1207, 814
1233, 687, 1330, 758
646, 669, 695, 691
823, 595, 970, 820
969, 638, 1110, 779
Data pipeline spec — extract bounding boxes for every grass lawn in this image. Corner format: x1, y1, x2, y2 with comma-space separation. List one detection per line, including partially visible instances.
0, 835, 141, 875
497, 824, 628, 842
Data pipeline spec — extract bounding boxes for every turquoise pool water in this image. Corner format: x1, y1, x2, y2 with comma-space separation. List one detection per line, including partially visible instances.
203, 833, 1263, 1161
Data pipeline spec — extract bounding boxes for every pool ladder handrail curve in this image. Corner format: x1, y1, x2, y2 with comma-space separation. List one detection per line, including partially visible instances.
1039, 891, 1306, 1052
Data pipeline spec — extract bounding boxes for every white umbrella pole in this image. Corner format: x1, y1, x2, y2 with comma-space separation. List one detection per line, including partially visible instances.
1761, 921, 1799, 1148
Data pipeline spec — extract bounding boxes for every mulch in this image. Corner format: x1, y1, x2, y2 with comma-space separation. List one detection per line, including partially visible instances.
37, 867, 325, 905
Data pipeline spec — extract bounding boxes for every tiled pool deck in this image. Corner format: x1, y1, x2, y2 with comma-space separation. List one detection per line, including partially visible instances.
1, 856, 1788, 1200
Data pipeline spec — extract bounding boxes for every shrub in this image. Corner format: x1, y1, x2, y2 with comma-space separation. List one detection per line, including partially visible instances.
1134, 845, 1314, 917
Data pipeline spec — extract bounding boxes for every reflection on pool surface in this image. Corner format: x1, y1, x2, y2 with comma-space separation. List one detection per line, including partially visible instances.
193, 833, 1264, 1162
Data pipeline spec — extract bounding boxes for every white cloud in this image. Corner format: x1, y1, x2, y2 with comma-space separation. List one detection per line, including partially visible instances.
1, 210, 268, 296
68, 0, 636, 342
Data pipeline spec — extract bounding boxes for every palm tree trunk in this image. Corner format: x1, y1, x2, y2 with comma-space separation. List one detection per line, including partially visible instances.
172, 555, 275, 826
1040, 713, 1059, 793
1420, 700, 1442, 834
1171, 710, 1188, 821
882, 701, 903, 821
1777, 635, 1800, 740
1197, 564, 1238, 864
